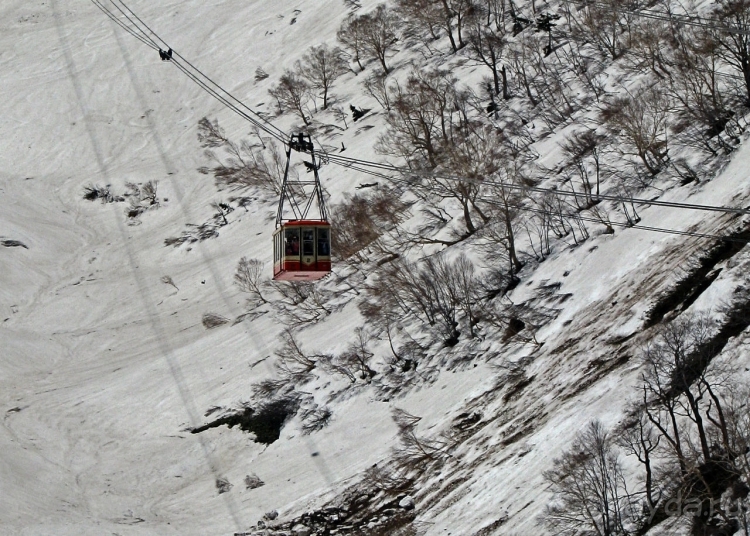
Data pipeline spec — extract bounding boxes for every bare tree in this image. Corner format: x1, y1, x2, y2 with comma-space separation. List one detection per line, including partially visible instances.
474, 0, 506, 27
338, 14, 368, 71
298, 44, 348, 110
330, 187, 408, 263
670, 26, 739, 156
394, 0, 445, 47
124, 180, 159, 220
627, 15, 672, 78
481, 162, 525, 274
450, 254, 481, 337
360, 272, 426, 370
376, 67, 459, 168
331, 105, 350, 129
439, 0, 477, 53
465, 16, 509, 98
300, 405, 333, 434
395, 0, 476, 54
536, 60, 580, 129
363, 71, 396, 111
391, 408, 448, 470
275, 329, 318, 384
358, 4, 400, 74
604, 87, 670, 176
434, 123, 501, 237
544, 189, 591, 244
559, 129, 607, 205
270, 281, 332, 326
541, 421, 630, 536
324, 327, 377, 382
83, 183, 114, 203
618, 406, 662, 513
711, 0, 750, 104
363, 253, 481, 345
269, 69, 312, 125
197, 117, 286, 195
234, 257, 269, 308
507, 29, 541, 106
565, 0, 631, 60
557, 39, 608, 102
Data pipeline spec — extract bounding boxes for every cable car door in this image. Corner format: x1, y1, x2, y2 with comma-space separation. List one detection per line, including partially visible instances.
300, 227, 315, 269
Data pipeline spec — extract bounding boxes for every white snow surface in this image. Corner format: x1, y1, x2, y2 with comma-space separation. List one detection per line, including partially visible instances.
1, 1, 750, 535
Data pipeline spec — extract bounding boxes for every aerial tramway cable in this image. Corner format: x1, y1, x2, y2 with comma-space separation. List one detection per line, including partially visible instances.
479, 197, 750, 245
320, 152, 750, 218
91, 0, 159, 50
93, 0, 750, 245
97, 0, 288, 144
560, 0, 750, 37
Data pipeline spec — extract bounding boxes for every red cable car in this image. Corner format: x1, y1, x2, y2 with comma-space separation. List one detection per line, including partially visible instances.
273, 134, 332, 281
273, 220, 331, 280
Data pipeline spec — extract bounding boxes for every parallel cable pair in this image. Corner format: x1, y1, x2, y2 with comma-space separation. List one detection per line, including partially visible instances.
91, 0, 750, 245
93, 0, 288, 144
560, 0, 750, 37
381, 173, 750, 245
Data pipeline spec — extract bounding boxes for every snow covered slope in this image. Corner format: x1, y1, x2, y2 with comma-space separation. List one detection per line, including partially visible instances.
1, 1, 750, 535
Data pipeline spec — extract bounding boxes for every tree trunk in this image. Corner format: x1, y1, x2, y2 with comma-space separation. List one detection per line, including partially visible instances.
491, 49, 501, 95
445, 20, 458, 52
462, 199, 476, 234
686, 390, 712, 463
501, 65, 510, 100
506, 211, 522, 273
378, 53, 390, 74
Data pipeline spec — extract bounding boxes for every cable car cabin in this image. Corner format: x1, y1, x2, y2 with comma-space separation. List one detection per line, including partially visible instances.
273, 220, 331, 281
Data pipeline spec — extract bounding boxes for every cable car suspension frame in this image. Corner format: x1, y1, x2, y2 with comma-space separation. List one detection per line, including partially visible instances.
272, 134, 331, 281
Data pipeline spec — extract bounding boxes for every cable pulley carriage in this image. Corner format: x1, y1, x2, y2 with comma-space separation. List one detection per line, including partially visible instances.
273, 133, 331, 281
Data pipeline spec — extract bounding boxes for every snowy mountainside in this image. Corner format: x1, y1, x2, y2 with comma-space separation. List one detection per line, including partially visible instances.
1, 1, 750, 535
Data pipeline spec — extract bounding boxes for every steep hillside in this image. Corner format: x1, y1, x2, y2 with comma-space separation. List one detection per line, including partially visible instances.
2, 1, 750, 535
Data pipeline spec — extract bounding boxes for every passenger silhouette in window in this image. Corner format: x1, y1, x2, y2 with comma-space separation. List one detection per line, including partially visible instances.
285, 229, 300, 256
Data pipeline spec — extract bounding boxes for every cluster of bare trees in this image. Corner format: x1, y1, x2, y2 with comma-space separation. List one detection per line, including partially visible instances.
361, 253, 482, 346
329, 187, 409, 264
542, 315, 750, 535
375, 68, 508, 240
191, 0, 750, 439
249, 0, 750, 278
543, 421, 631, 536
233, 256, 335, 325
578, 0, 750, 161
197, 117, 286, 197
338, 4, 399, 73
269, 44, 349, 124
82, 180, 161, 223
393, 0, 750, 166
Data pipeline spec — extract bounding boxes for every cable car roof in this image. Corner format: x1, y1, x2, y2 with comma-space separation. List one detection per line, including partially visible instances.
278, 219, 331, 227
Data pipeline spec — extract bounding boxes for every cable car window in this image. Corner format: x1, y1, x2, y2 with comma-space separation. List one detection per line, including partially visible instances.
302, 229, 315, 256
285, 228, 300, 256
317, 228, 330, 256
